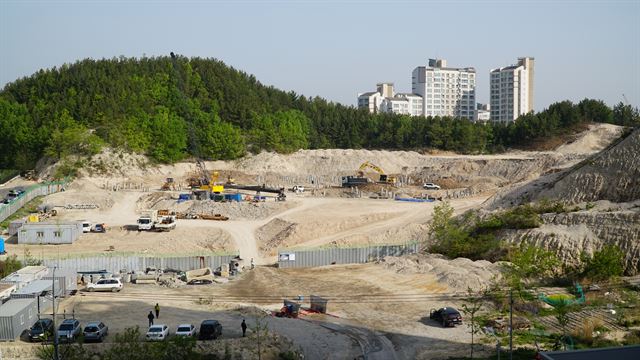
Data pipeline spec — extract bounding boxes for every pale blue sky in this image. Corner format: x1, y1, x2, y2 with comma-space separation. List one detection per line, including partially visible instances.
1, 0, 639, 110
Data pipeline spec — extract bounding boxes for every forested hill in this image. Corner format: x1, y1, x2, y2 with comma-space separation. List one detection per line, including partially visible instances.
0, 55, 638, 170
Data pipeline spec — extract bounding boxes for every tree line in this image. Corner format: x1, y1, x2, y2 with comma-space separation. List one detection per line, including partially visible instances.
1, 55, 638, 169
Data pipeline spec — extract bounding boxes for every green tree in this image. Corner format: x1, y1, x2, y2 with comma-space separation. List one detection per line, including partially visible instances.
0, 255, 22, 278
461, 288, 485, 359
504, 243, 560, 290
612, 102, 640, 126
148, 107, 188, 163
582, 245, 625, 280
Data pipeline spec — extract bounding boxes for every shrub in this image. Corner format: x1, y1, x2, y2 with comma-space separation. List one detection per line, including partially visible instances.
582, 245, 625, 280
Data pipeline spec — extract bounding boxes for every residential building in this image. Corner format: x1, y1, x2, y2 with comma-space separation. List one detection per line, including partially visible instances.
412, 59, 476, 120
475, 103, 491, 122
490, 57, 535, 122
358, 83, 423, 116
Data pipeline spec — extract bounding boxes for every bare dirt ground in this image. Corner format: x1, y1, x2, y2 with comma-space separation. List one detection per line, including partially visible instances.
0, 123, 627, 359
43, 256, 499, 360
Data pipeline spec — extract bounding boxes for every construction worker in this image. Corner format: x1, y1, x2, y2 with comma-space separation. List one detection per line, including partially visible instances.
250, 258, 255, 269
154, 303, 160, 319
241, 319, 247, 337
147, 311, 154, 327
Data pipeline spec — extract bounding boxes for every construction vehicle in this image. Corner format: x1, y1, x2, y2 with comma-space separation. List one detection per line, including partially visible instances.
341, 175, 369, 187
21, 170, 37, 181
358, 161, 397, 185
137, 210, 176, 232
161, 178, 174, 191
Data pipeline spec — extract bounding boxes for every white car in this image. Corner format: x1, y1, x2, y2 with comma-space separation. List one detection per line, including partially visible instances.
81, 221, 92, 233
292, 185, 305, 193
146, 324, 169, 341
423, 183, 441, 190
175, 324, 197, 337
86, 278, 123, 292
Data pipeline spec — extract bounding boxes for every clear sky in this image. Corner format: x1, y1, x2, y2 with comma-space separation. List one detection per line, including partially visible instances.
1, 0, 639, 110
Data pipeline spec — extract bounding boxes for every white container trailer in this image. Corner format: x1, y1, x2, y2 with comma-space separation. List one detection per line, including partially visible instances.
0, 298, 38, 341
18, 222, 82, 244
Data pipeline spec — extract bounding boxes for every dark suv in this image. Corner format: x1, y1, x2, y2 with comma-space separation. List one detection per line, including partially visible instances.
198, 320, 222, 340
430, 307, 463, 327
28, 319, 54, 342
57, 319, 82, 342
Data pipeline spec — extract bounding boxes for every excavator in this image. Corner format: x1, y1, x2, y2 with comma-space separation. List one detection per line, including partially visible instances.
357, 161, 397, 185
187, 160, 224, 193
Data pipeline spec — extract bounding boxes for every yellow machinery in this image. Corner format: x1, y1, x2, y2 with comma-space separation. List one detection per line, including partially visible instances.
199, 171, 224, 194
358, 161, 397, 185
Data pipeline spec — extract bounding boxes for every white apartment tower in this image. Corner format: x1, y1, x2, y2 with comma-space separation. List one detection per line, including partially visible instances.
490, 57, 535, 122
412, 59, 476, 120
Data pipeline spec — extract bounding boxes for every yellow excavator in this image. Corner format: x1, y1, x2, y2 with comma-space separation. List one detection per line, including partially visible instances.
200, 171, 224, 194
357, 161, 397, 185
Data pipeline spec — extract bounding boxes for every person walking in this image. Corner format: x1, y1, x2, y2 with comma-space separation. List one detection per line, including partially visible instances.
241, 319, 247, 337
154, 303, 160, 319
147, 311, 155, 327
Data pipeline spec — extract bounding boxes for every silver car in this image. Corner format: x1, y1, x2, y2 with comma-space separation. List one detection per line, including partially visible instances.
83, 321, 108, 342
57, 319, 81, 343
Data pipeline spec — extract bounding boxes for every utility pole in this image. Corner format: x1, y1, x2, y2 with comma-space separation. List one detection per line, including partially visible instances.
52, 266, 59, 360
509, 289, 513, 360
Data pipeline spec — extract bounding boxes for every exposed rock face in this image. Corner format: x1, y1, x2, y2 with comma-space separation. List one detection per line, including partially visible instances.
503, 210, 640, 274
535, 128, 640, 204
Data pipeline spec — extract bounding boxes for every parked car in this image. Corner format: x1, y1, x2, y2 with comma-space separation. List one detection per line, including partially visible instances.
57, 319, 82, 342
175, 324, 197, 337
81, 221, 92, 233
28, 318, 54, 342
291, 185, 305, 193
92, 223, 107, 233
83, 321, 108, 342
430, 307, 463, 327
198, 320, 222, 340
146, 324, 169, 341
423, 183, 441, 190
86, 278, 123, 292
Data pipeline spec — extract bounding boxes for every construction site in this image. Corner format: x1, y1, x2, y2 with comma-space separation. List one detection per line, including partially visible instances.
1, 123, 639, 359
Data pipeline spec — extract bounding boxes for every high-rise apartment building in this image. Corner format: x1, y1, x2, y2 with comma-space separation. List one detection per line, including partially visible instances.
412, 59, 476, 120
490, 57, 535, 122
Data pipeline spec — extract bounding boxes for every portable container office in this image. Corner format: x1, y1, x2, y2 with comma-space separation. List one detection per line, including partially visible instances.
0, 283, 16, 302
0, 298, 38, 341
43, 268, 77, 297
8, 219, 25, 236
11, 279, 60, 314
0, 266, 49, 290
18, 222, 82, 244
0, 237, 4, 254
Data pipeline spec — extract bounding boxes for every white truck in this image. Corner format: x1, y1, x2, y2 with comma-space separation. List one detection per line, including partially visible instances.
137, 210, 176, 232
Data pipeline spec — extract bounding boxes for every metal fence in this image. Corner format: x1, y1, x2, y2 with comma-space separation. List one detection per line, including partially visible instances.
41, 255, 238, 273
0, 181, 67, 223
277, 242, 420, 268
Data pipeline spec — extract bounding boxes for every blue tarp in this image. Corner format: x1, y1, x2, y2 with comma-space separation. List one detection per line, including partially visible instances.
394, 197, 435, 203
